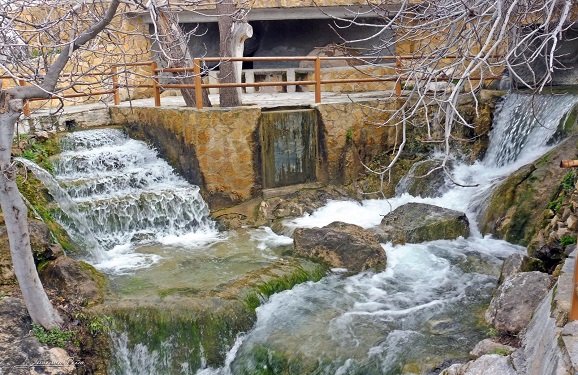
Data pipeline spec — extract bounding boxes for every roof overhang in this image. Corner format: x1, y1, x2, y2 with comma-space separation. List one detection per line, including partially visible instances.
135, 5, 395, 24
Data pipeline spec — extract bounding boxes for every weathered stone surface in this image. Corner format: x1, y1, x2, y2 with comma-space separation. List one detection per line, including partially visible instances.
485, 271, 554, 335
293, 221, 386, 273
395, 159, 451, 198
469, 339, 516, 359
440, 354, 517, 375
481, 133, 578, 246
0, 297, 75, 375
498, 253, 545, 284
39, 256, 106, 307
374, 202, 469, 244
0, 221, 63, 284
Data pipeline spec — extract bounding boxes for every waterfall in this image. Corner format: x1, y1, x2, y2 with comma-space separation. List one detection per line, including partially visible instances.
196, 92, 578, 375
41, 128, 219, 273
483, 93, 578, 168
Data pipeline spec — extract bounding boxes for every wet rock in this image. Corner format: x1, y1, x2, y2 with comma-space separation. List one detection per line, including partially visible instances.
293, 221, 386, 273
440, 354, 516, 375
469, 339, 516, 359
0, 220, 63, 284
395, 159, 451, 198
374, 202, 469, 244
39, 256, 106, 307
498, 253, 545, 284
481, 133, 578, 246
0, 297, 76, 375
485, 271, 554, 335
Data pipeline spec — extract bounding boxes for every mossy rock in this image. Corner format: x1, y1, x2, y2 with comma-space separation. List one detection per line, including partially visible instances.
480, 135, 578, 245
375, 202, 470, 244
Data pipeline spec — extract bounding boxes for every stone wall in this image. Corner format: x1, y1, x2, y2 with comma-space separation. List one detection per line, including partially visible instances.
110, 98, 401, 210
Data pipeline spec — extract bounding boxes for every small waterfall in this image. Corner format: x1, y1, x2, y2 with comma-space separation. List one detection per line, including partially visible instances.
197, 92, 578, 375
483, 93, 578, 167
17, 158, 105, 261
45, 128, 218, 272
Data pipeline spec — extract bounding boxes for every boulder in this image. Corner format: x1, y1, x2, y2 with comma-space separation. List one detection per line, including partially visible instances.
485, 271, 554, 335
481, 133, 578, 246
498, 254, 545, 284
39, 256, 106, 307
395, 159, 451, 198
0, 220, 64, 284
440, 354, 517, 375
374, 202, 470, 244
0, 297, 76, 374
469, 339, 517, 359
293, 221, 386, 273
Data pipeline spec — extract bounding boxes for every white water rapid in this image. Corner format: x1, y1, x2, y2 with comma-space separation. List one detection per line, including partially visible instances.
48, 128, 222, 274
193, 93, 578, 375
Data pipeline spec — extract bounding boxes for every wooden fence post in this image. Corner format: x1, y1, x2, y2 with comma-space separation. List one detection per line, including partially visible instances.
314, 57, 321, 104
151, 62, 161, 107
193, 58, 203, 110
19, 79, 30, 116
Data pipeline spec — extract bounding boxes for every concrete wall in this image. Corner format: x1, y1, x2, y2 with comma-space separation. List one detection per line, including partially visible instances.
110, 99, 400, 210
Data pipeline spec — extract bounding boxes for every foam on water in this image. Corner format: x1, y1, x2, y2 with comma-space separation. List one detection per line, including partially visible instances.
193, 93, 576, 374
48, 128, 220, 273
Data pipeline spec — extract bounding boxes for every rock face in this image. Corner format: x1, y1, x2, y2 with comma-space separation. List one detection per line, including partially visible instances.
374, 203, 470, 244
440, 354, 517, 375
395, 159, 451, 198
485, 271, 554, 335
0, 297, 76, 375
481, 133, 578, 246
469, 339, 516, 359
39, 256, 106, 307
0, 220, 63, 284
293, 221, 387, 273
498, 253, 545, 284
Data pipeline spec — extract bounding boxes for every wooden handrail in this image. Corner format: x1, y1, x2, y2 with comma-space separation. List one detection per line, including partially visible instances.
1, 54, 503, 113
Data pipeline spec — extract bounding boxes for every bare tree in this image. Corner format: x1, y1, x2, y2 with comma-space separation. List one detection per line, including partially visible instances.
216, 0, 252, 107
328, 0, 577, 187
146, 0, 212, 107
0, 0, 145, 329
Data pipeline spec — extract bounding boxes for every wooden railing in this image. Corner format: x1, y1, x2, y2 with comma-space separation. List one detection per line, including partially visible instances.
1, 54, 501, 114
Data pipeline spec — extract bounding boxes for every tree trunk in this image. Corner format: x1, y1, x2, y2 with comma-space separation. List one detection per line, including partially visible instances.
0, 93, 63, 329
152, 4, 212, 108
217, 2, 253, 107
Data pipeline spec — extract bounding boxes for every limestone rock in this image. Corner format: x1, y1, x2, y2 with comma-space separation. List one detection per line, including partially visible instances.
481, 133, 578, 246
374, 202, 470, 244
485, 271, 554, 334
39, 256, 106, 307
440, 354, 517, 375
293, 221, 386, 273
395, 159, 451, 198
0, 221, 63, 284
469, 339, 516, 359
498, 253, 545, 284
0, 297, 75, 374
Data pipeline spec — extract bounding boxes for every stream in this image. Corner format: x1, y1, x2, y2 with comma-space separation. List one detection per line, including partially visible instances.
32, 92, 578, 374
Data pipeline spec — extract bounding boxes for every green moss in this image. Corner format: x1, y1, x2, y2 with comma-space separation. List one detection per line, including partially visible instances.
244, 265, 326, 311
158, 286, 200, 298
15, 173, 79, 254
560, 236, 577, 247
78, 261, 107, 293
32, 322, 77, 348
492, 347, 513, 356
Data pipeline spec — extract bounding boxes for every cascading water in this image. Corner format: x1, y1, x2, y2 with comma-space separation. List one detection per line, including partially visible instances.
194, 93, 578, 375
40, 128, 221, 274
30, 93, 578, 374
